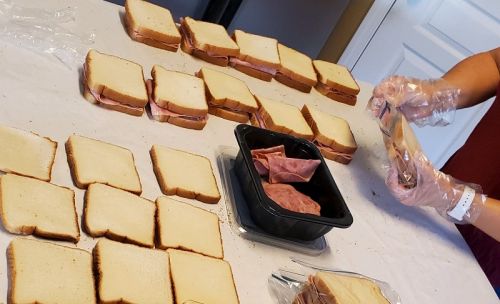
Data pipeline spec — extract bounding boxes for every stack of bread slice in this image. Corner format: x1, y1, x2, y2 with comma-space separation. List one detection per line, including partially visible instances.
124, 0, 181, 52
313, 60, 360, 106
275, 43, 317, 93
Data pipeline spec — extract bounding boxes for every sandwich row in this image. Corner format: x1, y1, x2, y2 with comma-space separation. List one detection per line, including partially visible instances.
8, 238, 239, 304
84, 50, 358, 164
0, 124, 221, 201
0, 174, 223, 257
124, 0, 360, 102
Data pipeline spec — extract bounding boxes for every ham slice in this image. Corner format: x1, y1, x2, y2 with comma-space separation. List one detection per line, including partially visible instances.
316, 82, 356, 99
146, 79, 208, 122
251, 145, 320, 183
229, 57, 277, 76
262, 182, 321, 216
131, 30, 180, 49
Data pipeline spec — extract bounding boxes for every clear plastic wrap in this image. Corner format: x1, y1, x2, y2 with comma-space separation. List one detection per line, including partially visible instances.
0, 0, 95, 68
369, 75, 460, 127
269, 258, 402, 304
368, 97, 486, 224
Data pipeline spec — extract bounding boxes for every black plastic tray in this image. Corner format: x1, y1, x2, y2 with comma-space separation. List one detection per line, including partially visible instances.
234, 124, 353, 241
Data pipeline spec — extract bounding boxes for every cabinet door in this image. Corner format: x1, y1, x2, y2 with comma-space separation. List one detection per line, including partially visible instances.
350, 0, 500, 168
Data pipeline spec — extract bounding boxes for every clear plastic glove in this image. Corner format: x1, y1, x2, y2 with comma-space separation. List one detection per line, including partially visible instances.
369, 75, 460, 127
386, 150, 486, 224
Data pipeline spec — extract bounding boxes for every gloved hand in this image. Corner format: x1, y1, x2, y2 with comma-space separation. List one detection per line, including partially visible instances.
369, 75, 460, 127
385, 150, 486, 224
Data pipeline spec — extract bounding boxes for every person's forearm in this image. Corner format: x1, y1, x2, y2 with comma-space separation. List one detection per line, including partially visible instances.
470, 196, 500, 242
442, 48, 500, 109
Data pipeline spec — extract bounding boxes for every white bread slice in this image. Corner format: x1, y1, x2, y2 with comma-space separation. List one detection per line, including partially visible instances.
168, 249, 239, 304
253, 95, 314, 141
94, 239, 173, 304
0, 125, 57, 181
85, 49, 148, 108
84, 183, 155, 247
150, 145, 221, 204
198, 67, 258, 113
182, 17, 239, 56
301, 104, 357, 154
8, 238, 96, 304
0, 174, 79, 242
277, 43, 317, 87
313, 60, 360, 95
156, 197, 223, 258
65, 135, 142, 194
305, 271, 390, 304
233, 30, 280, 69
152, 65, 208, 116
124, 0, 181, 51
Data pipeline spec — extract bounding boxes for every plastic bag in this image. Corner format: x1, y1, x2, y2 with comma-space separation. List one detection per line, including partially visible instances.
269, 258, 402, 304
0, 0, 95, 68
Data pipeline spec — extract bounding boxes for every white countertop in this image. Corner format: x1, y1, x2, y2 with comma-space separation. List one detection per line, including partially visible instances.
0, 0, 497, 303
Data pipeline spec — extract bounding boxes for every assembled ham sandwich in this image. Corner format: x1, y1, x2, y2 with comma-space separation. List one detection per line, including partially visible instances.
83, 49, 148, 116
313, 60, 360, 106
179, 16, 239, 67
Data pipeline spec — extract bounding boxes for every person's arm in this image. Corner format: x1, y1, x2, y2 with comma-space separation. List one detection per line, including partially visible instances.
471, 197, 500, 242
442, 47, 500, 109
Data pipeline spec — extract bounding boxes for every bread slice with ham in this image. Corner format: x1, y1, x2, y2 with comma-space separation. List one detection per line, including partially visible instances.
302, 104, 357, 164
275, 43, 317, 93
197, 67, 258, 123
251, 95, 314, 141
230, 30, 281, 82
124, 0, 181, 52
148, 65, 208, 130
83, 49, 148, 116
179, 17, 239, 67
313, 60, 360, 106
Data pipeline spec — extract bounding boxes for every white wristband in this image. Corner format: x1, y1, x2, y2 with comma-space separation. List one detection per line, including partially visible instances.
447, 186, 475, 221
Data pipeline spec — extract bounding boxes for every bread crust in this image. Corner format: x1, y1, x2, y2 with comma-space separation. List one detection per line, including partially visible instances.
84, 87, 144, 116
0, 179, 80, 243
301, 105, 357, 154
85, 52, 148, 108
181, 17, 239, 57
318, 147, 353, 164
155, 198, 224, 259
232, 63, 273, 81
232, 31, 280, 69
151, 67, 208, 117
315, 84, 357, 106
65, 137, 143, 195
150, 147, 221, 204
257, 106, 315, 141
181, 39, 229, 66
82, 188, 155, 248
209, 107, 250, 123
274, 73, 313, 93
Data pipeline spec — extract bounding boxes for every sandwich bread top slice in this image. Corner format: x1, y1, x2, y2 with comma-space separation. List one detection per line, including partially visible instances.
180, 16, 239, 64
8, 238, 96, 304
66, 135, 142, 194
84, 183, 156, 247
168, 249, 239, 304
197, 67, 257, 123
253, 96, 314, 141
0, 174, 79, 242
276, 43, 317, 92
85, 50, 148, 109
157, 196, 223, 258
0, 125, 57, 181
302, 105, 357, 164
232, 30, 280, 69
150, 145, 221, 204
94, 239, 173, 304
313, 60, 360, 106
125, 0, 181, 51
